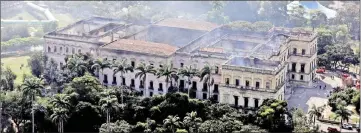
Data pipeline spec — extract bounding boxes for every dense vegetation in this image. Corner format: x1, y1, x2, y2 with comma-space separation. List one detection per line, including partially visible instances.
1, 53, 315, 133
1, 1, 360, 133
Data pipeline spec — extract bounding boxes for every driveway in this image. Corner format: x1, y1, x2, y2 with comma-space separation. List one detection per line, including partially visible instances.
287, 72, 343, 113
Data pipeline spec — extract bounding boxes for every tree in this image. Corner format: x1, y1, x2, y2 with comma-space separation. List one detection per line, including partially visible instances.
66, 54, 88, 77
50, 94, 71, 111
28, 52, 47, 78
205, 1, 230, 24
256, 99, 292, 132
308, 104, 325, 124
199, 65, 214, 99
91, 58, 111, 83
198, 120, 225, 133
163, 115, 182, 133
287, 4, 307, 27
335, 105, 351, 130
135, 63, 156, 96
112, 59, 134, 86
352, 92, 360, 114
309, 10, 327, 31
99, 94, 120, 124
259, 1, 289, 26
157, 64, 177, 93
50, 108, 69, 133
179, 66, 198, 97
99, 120, 133, 133
183, 111, 202, 133
21, 76, 44, 133
1, 67, 17, 91
112, 59, 133, 104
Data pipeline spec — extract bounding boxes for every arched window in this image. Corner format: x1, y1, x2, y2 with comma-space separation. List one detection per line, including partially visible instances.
78, 49, 81, 53
54, 46, 57, 53
72, 48, 75, 54
48, 46, 51, 52
60, 47, 63, 53
66, 47, 69, 53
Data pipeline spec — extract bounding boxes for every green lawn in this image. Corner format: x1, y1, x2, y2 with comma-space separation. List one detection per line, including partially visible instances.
2, 56, 31, 85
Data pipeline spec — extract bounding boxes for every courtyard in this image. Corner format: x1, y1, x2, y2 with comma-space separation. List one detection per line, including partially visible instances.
287, 71, 359, 132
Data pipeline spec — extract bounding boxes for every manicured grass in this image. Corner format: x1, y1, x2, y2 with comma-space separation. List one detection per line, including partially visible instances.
2, 56, 31, 85
52, 13, 75, 28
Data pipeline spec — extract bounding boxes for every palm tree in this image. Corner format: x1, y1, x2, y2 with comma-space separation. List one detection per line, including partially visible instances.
91, 58, 111, 84
157, 64, 177, 93
183, 111, 202, 133
308, 104, 325, 125
135, 63, 156, 96
199, 65, 214, 99
179, 66, 198, 97
99, 94, 120, 124
50, 108, 69, 133
50, 94, 71, 110
163, 115, 182, 133
66, 54, 88, 77
112, 59, 133, 104
21, 77, 44, 133
335, 105, 352, 130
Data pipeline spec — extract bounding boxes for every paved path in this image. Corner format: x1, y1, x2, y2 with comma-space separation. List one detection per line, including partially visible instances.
316, 120, 357, 133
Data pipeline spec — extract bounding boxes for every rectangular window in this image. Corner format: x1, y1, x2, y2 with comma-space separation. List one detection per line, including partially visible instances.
131, 79, 135, 87
131, 61, 135, 67
255, 82, 260, 88
54, 47, 57, 53
234, 96, 239, 107
244, 97, 249, 108
245, 80, 250, 87
72, 48, 75, 54
78, 49, 81, 53
300, 75, 304, 80
215, 66, 219, 74
235, 79, 239, 86
225, 78, 230, 85
122, 78, 126, 85
203, 93, 207, 99
292, 63, 296, 72
302, 49, 306, 55
159, 83, 163, 91
254, 98, 259, 108
103, 74, 108, 84
291, 74, 295, 79
213, 84, 219, 93
192, 81, 197, 89
202, 83, 207, 92
180, 63, 184, 68
60, 47, 63, 53
149, 81, 154, 89
179, 80, 185, 89
293, 48, 297, 54
112, 76, 117, 85
300, 64, 305, 73
150, 92, 153, 97
140, 80, 144, 88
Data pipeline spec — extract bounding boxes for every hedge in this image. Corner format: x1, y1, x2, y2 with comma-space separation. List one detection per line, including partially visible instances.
1, 37, 44, 52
